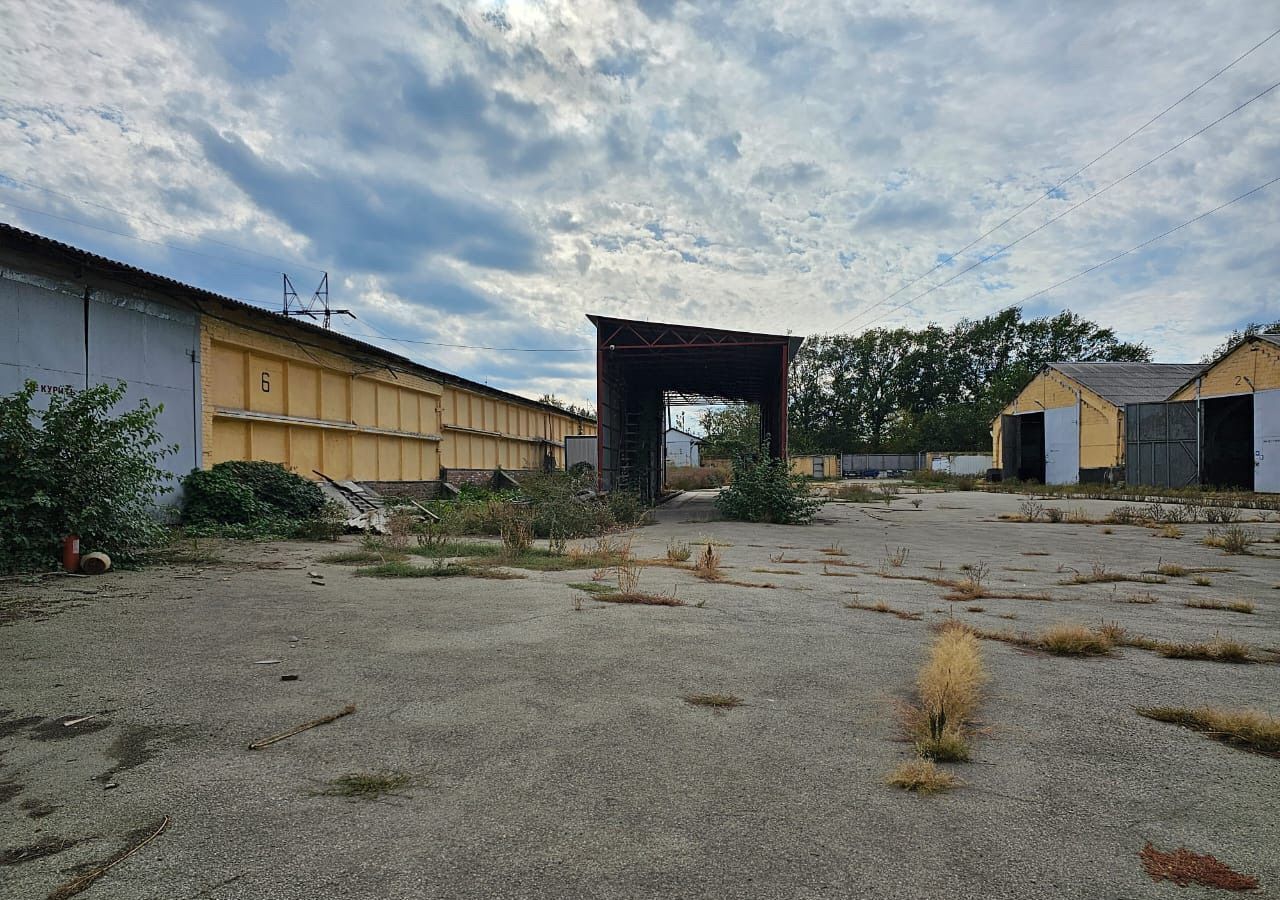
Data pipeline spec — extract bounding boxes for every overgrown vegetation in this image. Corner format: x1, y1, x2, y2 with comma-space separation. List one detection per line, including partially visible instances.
665, 466, 728, 491
0, 380, 174, 573
353, 560, 523, 579
179, 460, 344, 541
910, 623, 987, 762
1035, 623, 1115, 657
1137, 706, 1280, 758
714, 445, 824, 524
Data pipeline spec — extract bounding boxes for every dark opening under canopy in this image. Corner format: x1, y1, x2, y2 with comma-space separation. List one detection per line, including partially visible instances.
589, 315, 803, 501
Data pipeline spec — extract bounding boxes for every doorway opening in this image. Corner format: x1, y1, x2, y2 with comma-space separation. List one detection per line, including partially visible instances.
1016, 412, 1046, 483
1201, 394, 1253, 490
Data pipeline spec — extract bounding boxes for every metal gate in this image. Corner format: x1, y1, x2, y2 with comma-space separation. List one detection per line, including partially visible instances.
1125, 401, 1198, 488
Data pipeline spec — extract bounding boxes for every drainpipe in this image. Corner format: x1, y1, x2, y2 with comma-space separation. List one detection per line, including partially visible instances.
1195, 376, 1202, 486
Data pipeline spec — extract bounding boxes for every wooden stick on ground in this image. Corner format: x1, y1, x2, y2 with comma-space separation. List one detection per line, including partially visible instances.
247, 704, 356, 750
47, 815, 170, 900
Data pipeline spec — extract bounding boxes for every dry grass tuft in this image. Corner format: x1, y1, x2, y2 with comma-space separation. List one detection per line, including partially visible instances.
820, 542, 848, 556
1192, 576, 1212, 587
693, 543, 723, 581
1157, 635, 1252, 663
1035, 623, 1115, 656
965, 605, 985, 613
752, 567, 803, 575
593, 591, 686, 607
683, 693, 744, 709
1137, 706, 1280, 757
1139, 842, 1260, 891
665, 539, 692, 562
1184, 598, 1255, 614
845, 598, 922, 620
1063, 561, 1164, 585
1159, 524, 1184, 539
1120, 592, 1159, 604
912, 624, 987, 760
886, 759, 959, 794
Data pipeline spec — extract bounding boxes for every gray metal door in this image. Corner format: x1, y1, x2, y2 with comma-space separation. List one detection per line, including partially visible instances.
1125, 401, 1198, 487
812, 456, 824, 478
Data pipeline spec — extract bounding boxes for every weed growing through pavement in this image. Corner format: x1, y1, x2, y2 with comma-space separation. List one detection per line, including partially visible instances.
907, 622, 987, 763
1137, 706, 1280, 757
1139, 842, 1259, 891
666, 539, 691, 562
886, 759, 958, 794
694, 543, 723, 581
884, 546, 910, 568
844, 597, 922, 620
1192, 576, 1212, 587
683, 693, 744, 710
1184, 599, 1254, 614
316, 772, 411, 800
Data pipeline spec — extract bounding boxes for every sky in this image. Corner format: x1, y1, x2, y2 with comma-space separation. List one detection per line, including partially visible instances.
1, 0, 1277, 411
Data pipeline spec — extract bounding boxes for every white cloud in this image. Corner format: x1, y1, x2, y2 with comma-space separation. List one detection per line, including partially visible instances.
1, 0, 1277, 406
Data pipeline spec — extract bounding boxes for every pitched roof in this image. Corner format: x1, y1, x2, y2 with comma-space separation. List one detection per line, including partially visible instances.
1049, 362, 1204, 407
0, 223, 594, 422
1257, 332, 1280, 348
664, 427, 702, 441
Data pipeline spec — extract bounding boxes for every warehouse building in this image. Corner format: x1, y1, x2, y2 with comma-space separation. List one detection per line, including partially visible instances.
993, 362, 1201, 485
0, 224, 594, 495
1129, 334, 1280, 492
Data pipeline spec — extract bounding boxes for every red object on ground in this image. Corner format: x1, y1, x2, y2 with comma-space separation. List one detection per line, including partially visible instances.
62, 535, 81, 573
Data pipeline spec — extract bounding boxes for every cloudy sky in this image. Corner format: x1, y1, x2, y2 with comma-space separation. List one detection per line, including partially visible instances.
1, 1, 1277, 408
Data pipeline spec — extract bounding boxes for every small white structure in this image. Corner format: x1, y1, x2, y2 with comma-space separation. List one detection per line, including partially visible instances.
927, 452, 993, 476
664, 427, 702, 468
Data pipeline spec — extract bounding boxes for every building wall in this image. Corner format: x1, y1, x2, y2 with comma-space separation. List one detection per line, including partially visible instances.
439, 385, 594, 472
201, 315, 443, 482
0, 266, 201, 499
992, 368, 1122, 472
1168, 339, 1280, 401
664, 430, 701, 468
790, 454, 840, 478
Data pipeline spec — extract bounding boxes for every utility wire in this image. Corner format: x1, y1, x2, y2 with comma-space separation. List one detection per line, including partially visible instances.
855, 173, 1280, 332
830, 25, 1280, 333
0, 171, 325, 273
839, 77, 1280, 331
340, 323, 594, 353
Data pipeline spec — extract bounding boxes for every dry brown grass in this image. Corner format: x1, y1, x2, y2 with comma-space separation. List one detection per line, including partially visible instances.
844, 598, 923, 620
1062, 561, 1164, 585
1137, 706, 1280, 757
911, 623, 987, 761
592, 592, 687, 607
752, 567, 803, 575
683, 692, 744, 709
1120, 592, 1159, 604
665, 539, 692, 562
1139, 842, 1260, 891
693, 543, 722, 582
965, 605, 985, 612
886, 759, 959, 794
1035, 622, 1115, 656
1192, 576, 1212, 587
820, 543, 848, 556
1157, 635, 1253, 663
1159, 524, 1184, 539
820, 565, 860, 577
1184, 598, 1255, 614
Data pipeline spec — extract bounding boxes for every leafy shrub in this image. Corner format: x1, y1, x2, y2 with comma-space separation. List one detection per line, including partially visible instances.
715, 446, 824, 524
181, 461, 323, 525
0, 380, 174, 573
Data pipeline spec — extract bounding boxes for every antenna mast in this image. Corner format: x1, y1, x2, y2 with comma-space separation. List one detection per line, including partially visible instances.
281, 272, 355, 329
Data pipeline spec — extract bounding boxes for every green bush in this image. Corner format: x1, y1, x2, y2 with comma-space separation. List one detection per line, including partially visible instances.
0, 380, 174, 573
180, 461, 325, 526
715, 446, 825, 524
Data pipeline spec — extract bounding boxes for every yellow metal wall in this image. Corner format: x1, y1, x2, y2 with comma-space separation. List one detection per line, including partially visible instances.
201, 317, 443, 481
789, 454, 840, 478
440, 384, 594, 471
1169, 338, 1280, 400
992, 368, 1122, 471
200, 310, 595, 481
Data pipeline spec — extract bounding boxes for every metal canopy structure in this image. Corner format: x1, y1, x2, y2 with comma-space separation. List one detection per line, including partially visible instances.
589, 315, 803, 501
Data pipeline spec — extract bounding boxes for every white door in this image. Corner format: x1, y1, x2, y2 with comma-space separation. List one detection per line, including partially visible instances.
1044, 403, 1080, 485
1256, 389, 1280, 493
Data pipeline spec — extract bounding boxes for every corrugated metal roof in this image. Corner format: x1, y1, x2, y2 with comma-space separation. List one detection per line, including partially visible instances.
1049, 362, 1204, 406
1257, 332, 1280, 348
0, 222, 594, 421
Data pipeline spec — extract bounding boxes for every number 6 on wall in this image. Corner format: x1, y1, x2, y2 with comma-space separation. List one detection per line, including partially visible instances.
261, 371, 271, 393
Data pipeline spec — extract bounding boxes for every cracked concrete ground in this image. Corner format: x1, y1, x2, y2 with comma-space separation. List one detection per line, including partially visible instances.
2, 486, 1278, 899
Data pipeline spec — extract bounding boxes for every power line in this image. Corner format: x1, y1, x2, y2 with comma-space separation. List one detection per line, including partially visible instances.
838, 77, 1280, 331
0, 171, 324, 273
829, 25, 1280, 333
855, 173, 1280, 333
340, 323, 594, 353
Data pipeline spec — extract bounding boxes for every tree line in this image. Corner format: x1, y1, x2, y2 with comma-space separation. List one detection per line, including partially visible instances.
702, 307, 1150, 456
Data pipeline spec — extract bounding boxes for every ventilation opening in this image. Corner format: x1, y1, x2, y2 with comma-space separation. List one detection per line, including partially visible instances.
1016, 411, 1046, 483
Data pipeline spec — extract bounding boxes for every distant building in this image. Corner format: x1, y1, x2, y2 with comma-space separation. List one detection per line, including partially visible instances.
664, 427, 702, 468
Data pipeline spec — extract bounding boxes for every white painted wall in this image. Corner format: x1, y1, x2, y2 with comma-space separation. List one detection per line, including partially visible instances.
1044, 403, 1080, 485
1256, 389, 1280, 493
664, 429, 701, 467
0, 270, 201, 502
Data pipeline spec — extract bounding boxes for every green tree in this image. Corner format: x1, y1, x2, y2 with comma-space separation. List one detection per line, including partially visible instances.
788, 307, 1151, 453
0, 381, 174, 573
537, 393, 596, 421
1201, 320, 1280, 362
697, 405, 760, 458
